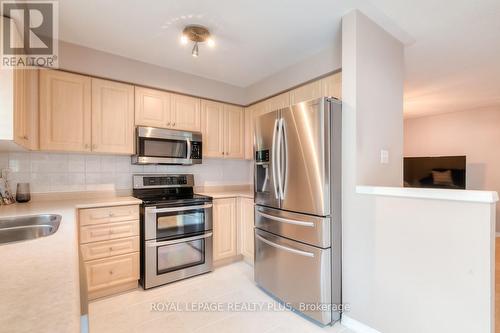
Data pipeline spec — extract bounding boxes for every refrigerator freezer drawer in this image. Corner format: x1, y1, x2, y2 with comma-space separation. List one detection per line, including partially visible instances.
254, 228, 332, 325
255, 205, 331, 248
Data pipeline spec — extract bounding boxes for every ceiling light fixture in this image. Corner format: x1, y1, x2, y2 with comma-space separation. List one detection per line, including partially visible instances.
180, 25, 214, 57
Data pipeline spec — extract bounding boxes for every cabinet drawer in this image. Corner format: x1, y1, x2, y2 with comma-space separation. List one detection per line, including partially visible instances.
85, 252, 139, 292
80, 220, 139, 244
79, 205, 139, 226
80, 236, 139, 261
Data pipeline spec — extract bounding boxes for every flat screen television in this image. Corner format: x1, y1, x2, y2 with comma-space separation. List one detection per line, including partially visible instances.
403, 156, 466, 189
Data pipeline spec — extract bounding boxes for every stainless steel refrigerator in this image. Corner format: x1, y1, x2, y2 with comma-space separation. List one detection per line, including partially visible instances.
254, 97, 342, 325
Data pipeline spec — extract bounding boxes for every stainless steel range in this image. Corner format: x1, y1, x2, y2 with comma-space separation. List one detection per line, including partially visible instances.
133, 174, 213, 289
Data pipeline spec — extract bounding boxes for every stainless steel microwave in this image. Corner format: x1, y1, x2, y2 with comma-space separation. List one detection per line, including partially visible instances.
132, 126, 202, 165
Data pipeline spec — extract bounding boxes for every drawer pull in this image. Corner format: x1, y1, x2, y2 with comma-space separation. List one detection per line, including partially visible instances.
109, 212, 115, 217
109, 247, 114, 251
109, 270, 113, 275
256, 234, 314, 258
258, 211, 315, 227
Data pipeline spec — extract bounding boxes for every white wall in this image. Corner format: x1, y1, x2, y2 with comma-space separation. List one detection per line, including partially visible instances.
340, 9, 404, 332
58, 41, 247, 105
404, 106, 500, 230
0, 152, 252, 194
244, 44, 342, 104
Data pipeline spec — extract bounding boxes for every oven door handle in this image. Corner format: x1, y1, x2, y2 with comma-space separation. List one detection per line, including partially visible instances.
146, 232, 213, 247
149, 203, 213, 213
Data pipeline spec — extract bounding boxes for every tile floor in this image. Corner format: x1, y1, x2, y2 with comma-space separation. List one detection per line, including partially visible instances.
89, 261, 353, 333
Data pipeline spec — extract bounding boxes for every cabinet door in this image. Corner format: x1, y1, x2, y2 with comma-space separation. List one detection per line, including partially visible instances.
171, 94, 201, 131
244, 101, 266, 160
135, 87, 171, 128
91, 78, 134, 154
213, 198, 237, 261
13, 68, 38, 150
321, 72, 342, 99
239, 197, 255, 263
289, 80, 322, 105
40, 69, 91, 152
224, 104, 244, 159
266, 92, 290, 113
201, 100, 224, 158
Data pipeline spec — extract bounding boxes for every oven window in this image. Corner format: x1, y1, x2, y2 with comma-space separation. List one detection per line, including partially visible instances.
156, 209, 205, 238
157, 239, 205, 274
141, 138, 187, 159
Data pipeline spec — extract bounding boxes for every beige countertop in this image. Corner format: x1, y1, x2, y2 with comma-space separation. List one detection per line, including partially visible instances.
0, 196, 142, 333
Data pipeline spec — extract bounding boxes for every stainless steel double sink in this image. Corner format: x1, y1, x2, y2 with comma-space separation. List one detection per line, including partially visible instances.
0, 214, 61, 245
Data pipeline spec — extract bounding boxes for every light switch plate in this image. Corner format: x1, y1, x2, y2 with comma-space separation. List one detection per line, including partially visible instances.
380, 150, 389, 164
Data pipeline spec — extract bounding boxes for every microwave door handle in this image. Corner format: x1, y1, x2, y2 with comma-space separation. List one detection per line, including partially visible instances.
148, 203, 213, 213
147, 232, 213, 247
186, 138, 192, 160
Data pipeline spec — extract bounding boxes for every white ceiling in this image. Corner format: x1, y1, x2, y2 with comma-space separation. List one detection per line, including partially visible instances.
12, 0, 500, 116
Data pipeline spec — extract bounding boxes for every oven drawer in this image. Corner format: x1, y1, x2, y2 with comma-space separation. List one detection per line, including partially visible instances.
80, 220, 139, 244
254, 228, 332, 325
80, 236, 139, 261
255, 205, 331, 248
79, 205, 139, 226
85, 252, 139, 293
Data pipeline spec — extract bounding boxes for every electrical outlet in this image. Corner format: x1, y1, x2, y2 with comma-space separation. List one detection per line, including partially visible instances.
380, 150, 389, 164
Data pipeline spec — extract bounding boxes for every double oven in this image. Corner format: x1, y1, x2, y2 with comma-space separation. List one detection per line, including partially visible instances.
133, 174, 213, 289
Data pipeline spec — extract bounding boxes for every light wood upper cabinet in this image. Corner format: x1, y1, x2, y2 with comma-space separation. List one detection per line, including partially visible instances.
13, 68, 38, 150
201, 100, 244, 159
213, 198, 237, 261
201, 100, 224, 158
91, 78, 134, 154
290, 80, 322, 105
171, 94, 201, 131
135, 87, 171, 128
266, 92, 290, 113
239, 197, 254, 263
135, 87, 201, 132
224, 104, 244, 159
40, 69, 91, 152
321, 72, 342, 99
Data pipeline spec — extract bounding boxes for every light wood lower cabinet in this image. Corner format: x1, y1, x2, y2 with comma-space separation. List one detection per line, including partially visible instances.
212, 195, 255, 265
85, 252, 139, 299
213, 198, 238, 261
239, 197, 255, 263
79, 204, 140, 300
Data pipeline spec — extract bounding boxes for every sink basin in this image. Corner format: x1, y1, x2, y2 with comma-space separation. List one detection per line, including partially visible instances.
0, 214, 61, 245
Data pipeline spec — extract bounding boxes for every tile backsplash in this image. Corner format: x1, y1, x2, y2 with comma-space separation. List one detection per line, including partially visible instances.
0, 152, 253, 194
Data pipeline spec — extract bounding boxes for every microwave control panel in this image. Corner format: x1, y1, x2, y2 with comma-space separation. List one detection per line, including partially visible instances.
191, 141, 202, 160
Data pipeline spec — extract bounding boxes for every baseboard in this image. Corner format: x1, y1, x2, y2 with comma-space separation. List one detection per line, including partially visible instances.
341, 315, 382, 333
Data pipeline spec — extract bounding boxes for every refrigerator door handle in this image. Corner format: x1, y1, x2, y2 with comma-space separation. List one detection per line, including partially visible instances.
276, 117, 284, 200
280, 118, 287, 200
271, 118, 280, 200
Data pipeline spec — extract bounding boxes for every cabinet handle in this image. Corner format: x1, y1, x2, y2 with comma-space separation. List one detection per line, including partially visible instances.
92, 144, 97, 150
84, 144, 90, 149
172, 122, 176, 127
167, 122, 171, 127
109, 270, 114, 275
22, 135, 28, 140
221, 152, 224, 155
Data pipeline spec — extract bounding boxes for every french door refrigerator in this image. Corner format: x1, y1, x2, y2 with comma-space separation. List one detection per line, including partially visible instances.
254, 97, 342, 325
